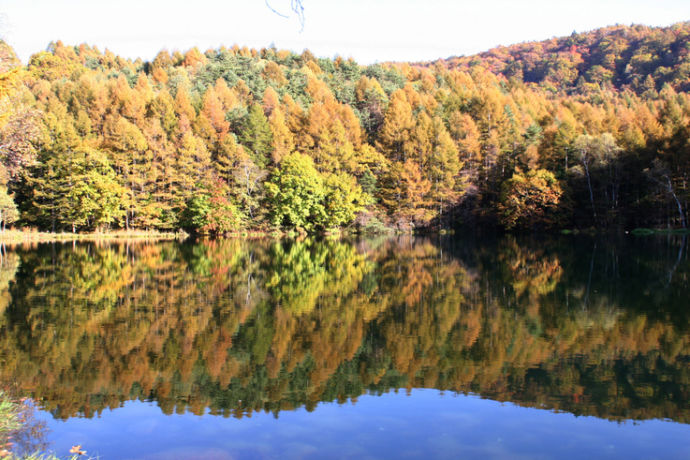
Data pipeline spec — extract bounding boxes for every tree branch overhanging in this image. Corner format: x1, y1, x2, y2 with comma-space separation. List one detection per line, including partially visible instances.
265, 0, 305, 31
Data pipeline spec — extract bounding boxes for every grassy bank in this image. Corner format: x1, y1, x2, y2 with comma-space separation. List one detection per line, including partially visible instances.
0, 391, 82, 460
558, 227, 690, 236
630, 227, 690, 236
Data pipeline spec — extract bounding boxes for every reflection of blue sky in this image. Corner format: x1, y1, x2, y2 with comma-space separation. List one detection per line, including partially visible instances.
36, 390, 690, 460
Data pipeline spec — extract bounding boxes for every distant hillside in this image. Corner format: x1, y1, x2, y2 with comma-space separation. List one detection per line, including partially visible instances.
424, 22, 690, 94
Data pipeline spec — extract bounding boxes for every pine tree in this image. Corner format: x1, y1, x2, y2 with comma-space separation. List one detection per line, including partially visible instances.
239, 104, 273, 168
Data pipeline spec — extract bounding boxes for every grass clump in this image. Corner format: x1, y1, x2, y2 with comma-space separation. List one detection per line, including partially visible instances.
0, 392, 84, 460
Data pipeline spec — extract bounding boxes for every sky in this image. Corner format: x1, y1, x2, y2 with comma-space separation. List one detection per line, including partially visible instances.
1, 0, 689, 64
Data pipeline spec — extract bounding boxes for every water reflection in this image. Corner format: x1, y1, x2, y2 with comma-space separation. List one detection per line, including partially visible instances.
0, 235, 687, 425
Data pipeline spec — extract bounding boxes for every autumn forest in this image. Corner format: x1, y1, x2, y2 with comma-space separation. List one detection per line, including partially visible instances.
1, 22, 690, 233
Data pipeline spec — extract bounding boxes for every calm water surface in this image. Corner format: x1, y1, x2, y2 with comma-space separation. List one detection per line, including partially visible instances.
0, 235, 688, 459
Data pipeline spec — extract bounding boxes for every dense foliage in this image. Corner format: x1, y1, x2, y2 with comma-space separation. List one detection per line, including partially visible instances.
0, 236, 687, 422
432, 22, 690, 94
1, 22, 690, 232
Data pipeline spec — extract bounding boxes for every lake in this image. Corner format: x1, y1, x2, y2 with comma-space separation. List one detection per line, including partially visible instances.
0, 234, 688, 459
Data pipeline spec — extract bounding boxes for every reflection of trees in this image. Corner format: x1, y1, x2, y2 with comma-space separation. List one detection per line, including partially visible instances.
0, 236, 687, 423
265, 239, 372, 315
0, 250, 19, 315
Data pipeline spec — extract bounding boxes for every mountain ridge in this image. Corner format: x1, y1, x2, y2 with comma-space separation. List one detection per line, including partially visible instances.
414, 21, 690, 94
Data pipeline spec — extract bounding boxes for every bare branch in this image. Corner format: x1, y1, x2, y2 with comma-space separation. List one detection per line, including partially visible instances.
264, 0, 290, 18
291, 0, 305, 31
265, 0, 305, 32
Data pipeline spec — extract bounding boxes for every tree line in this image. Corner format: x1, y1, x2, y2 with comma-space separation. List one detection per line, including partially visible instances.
0, 22, 689, 233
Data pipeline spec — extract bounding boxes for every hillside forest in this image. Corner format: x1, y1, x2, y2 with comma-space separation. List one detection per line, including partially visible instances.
1, 22, 690, 233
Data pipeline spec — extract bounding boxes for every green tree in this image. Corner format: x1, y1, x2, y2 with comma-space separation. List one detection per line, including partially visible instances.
322, 173, 370, 229
30, 143, 126, 232
174, 132, 213, 219
265, 152, 326, 231
239, 104, 274, 168
0, 186, 19, 231
184, 180, 243, 234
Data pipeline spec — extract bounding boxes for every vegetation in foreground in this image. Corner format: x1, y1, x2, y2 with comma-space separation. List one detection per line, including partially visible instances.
0, 391, 82, 460
0, 23, 689, 235
0, 229, 185, 243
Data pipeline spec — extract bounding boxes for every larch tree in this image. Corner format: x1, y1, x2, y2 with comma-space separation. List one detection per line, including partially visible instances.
377, 90, 414, 162
268, 107, 294, 164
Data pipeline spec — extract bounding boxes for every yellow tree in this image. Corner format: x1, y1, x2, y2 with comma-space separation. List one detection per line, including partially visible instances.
0, 42, 38, 183
376, 89, 414, 162
175, 132, 213, 216
262, 86, 281, 117
102, 115, 148, 228
268, 107, 294, 164
174, 84, 196, 135
201, 85, 230, 141
427, 117, 462, 218
498, 169, 563, 229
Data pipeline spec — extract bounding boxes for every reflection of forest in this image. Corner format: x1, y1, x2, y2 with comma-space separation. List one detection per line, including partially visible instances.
0, 236, 687, 423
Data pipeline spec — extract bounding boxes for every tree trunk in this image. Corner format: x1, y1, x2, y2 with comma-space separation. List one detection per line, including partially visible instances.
583, 159, 596, 222
666, 176, 687, 229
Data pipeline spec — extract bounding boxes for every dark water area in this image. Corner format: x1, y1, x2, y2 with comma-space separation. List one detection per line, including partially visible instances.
0, 235, 688, 459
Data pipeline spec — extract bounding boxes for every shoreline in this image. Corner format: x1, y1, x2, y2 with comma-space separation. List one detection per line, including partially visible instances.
0, 230, 187, 244
0, 226, 687, 245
